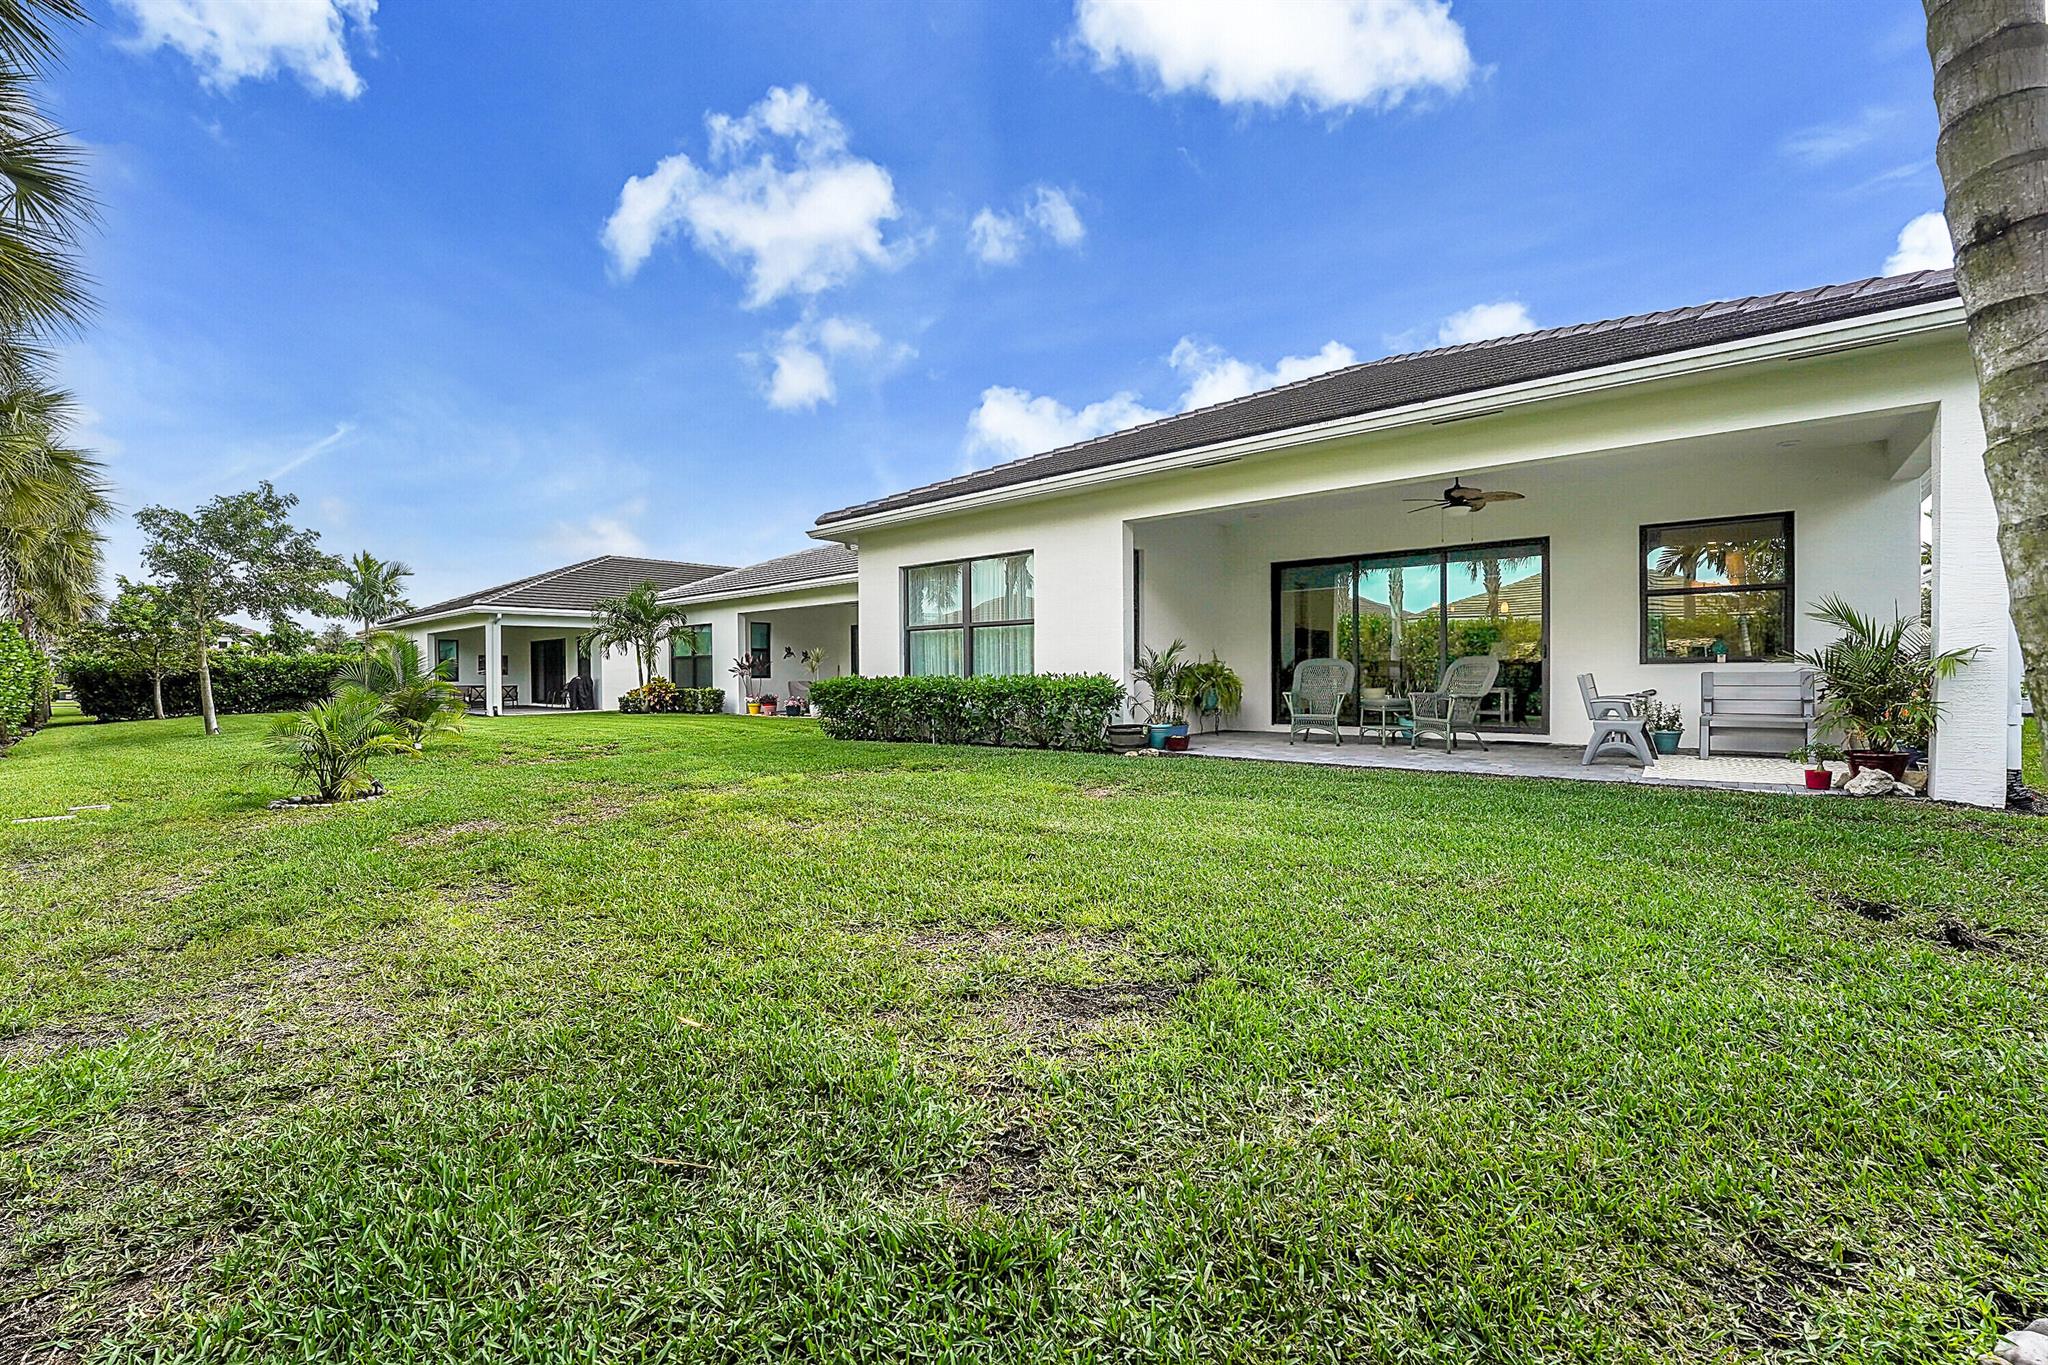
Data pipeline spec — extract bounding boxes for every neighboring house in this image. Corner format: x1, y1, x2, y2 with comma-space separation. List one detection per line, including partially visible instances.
399, 269, 2025, 809
805, 270, 2020, 808
382, 555, 731, 713
657, 544, 859, 702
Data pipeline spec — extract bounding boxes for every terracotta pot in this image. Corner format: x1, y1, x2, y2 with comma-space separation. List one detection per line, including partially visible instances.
1846, 750, 1909, 779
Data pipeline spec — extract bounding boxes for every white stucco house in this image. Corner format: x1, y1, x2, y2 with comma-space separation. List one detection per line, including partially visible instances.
391, 269, 2026, 808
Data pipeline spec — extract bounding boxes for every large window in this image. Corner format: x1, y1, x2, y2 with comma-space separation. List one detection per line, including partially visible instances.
1273, 538, 1549, 731
905, 552, 1034, 676
434, 637, 459, 681
670, 624, 713, 688
748, 621, 772, 679
1641, 514, 1792, 663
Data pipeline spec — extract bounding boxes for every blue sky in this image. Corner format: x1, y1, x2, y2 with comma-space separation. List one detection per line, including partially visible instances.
56, 0, 1952, 607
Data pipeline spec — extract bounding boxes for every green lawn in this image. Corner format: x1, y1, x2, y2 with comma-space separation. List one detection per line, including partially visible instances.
3, 715, 2045, 1362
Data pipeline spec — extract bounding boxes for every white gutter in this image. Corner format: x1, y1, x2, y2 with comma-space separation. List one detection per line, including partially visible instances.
658, 573, 860, 608
807, 298, 1965, 540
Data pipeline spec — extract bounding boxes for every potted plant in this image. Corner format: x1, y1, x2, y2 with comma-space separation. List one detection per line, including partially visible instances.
1174, 653, 1245, 739
1133, 639, 1186, 749
1796, 596, 1977, 780
1644, 700, 1684, 755
730, 655, 760, 714
1788, 742, 1844, 791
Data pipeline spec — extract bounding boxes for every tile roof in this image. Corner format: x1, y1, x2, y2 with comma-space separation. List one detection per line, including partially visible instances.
815, 269, 1960, 527
384, 555, 734, 625
665, 543, 858, 602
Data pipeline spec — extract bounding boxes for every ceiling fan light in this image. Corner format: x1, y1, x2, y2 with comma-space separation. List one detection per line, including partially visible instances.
1445, 503, 1473, 517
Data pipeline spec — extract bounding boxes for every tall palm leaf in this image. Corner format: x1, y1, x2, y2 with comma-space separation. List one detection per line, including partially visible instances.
344, 631, 463, 750
584, 579, 691, 687
0, 363, 104, 635
0, 0, 94, 341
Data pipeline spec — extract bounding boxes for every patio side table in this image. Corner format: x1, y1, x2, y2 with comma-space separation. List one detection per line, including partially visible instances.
1357, 696, 1410, 746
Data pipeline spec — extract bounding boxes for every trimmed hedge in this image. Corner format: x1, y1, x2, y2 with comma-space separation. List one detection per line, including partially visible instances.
809, 674, 1124, 750
66, 652, 353, 722
0, 622, 47, 739
618, 678, 725, 714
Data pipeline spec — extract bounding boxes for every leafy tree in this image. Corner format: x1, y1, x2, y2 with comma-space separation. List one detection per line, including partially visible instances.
1924, 0, 2048, 759
316, 621, 360, 653
137, 482, 343, 736
97, 577, 193, 721
254, 616, 317, 654
337, 550, 413, 637
345, 632, 464, 750
584, 579, 691, 687
264, 685, 401, 802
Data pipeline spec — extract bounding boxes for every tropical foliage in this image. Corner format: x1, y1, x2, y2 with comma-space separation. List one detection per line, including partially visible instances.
87, 577, 192, 720
1174, 653, 1244, 730
585, 579, 690, 687
262, 684, 402, 802
337, 550, 414, 637
1132, 639, 1186, 723
136, 482, 343, 735
618, 678, 724, 714
64, 651, 352, 723
811, 673, 1124, 749
0, 0, 103, 647
344, 632, 464, 750
0, 615, 43, 740
1796, 595, 1978, 753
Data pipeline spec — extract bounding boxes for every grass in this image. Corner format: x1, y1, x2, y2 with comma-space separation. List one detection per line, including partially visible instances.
2, 713, 2045, 1363
2026, 713, 2043, 789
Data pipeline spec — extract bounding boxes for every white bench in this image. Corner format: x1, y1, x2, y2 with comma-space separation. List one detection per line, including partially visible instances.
1699, 670, 1816, 758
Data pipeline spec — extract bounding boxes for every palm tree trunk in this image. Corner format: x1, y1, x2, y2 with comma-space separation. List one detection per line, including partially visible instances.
1925, 0, 2048, 763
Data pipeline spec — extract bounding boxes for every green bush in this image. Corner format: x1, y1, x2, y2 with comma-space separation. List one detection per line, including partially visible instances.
809, 674, 1124, 750
619, 679, 725, 714
65, 652, 352, 723
0, 622, 48, 740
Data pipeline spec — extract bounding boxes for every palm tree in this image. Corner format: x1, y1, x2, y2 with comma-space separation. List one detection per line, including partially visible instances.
0, 360, 106, 638
1924, 0, 2048, 762
337, 550, 414, 637
344, 632, 464, 750
0, 0, 93, 345
584, 579, 691, 687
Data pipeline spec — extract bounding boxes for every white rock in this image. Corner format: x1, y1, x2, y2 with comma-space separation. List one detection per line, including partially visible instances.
1843, 768, 1901, 798
1995, 1329, 2048, 1365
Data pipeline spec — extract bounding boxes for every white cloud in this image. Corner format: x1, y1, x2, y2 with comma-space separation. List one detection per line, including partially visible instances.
965, 386, 1166, 463
759, 315, 899, 411
968, 185, 1087, 265
269, 421, 354, 479
1029, 186, 1086, 247
601, 85, 908, 307
1885, 211, 1954, 274
1436, 300, 1535, 345
112, 0, 377, 98
968, 208, 1028, 265
1169, 337, 1356, 409
1781, 106, 1898, 167
544, 500, 649, 559
1073, 0, 1473, 114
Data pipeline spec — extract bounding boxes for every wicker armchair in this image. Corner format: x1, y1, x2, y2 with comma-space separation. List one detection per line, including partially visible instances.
1283, 658, 1355, 745
1408, 655, 1501, 752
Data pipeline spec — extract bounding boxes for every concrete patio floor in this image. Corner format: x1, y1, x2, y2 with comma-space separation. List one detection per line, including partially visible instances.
1178, 731, 1822, 795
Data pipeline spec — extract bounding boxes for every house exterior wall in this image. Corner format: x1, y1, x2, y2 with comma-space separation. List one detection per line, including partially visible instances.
400, 614, 635, 709
831, 328, 2017, 804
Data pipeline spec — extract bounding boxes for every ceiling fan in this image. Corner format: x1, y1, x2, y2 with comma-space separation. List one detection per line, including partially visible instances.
1405, 476, 1525, 515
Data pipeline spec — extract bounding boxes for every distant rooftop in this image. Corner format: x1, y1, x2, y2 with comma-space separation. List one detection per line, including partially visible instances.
384, 555, 733, 626
665, 543, 857, 602
815, 269, 1960, 527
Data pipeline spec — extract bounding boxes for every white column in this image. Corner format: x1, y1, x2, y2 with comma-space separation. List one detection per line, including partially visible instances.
1928, 399, 2013, 807
485, 615, 503, 717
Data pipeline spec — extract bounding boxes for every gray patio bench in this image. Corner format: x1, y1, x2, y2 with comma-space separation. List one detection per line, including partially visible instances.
1698, 669, 1816, 758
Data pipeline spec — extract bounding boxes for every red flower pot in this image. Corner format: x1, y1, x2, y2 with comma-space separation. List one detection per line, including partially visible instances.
1804, 768, 1831, 791
1163, 734, 1189, 752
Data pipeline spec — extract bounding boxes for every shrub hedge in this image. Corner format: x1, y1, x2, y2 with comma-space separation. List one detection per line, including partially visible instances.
618, 678, 725, 714
0, 622, 47, 739
809, 673, 1124, 750
66, 652, 353, 722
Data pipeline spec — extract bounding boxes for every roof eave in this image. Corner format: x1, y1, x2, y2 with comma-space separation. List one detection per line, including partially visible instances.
661, 572, 861, 607
811, 297, 1966, 537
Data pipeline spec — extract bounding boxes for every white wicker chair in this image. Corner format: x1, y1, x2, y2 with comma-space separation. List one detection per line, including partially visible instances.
1408, 655, 1501, 752
1284, 658, 1355, 745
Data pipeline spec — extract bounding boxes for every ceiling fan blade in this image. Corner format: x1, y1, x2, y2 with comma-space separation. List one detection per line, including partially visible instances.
1473, 490, 1525, 503
1408, 503, 1445, 513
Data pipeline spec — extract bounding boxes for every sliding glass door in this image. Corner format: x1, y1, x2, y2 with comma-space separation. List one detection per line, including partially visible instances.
1272, 537, 1549, 732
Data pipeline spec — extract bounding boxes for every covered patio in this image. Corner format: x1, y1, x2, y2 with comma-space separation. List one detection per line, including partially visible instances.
1178, 730, 1821, 794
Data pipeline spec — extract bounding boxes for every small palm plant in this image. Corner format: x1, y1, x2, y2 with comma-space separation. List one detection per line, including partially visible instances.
265, 685, 404, 802
1134, 639, 1187, 724
1795, 595, 1978, 753
345, 632, 466, 750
